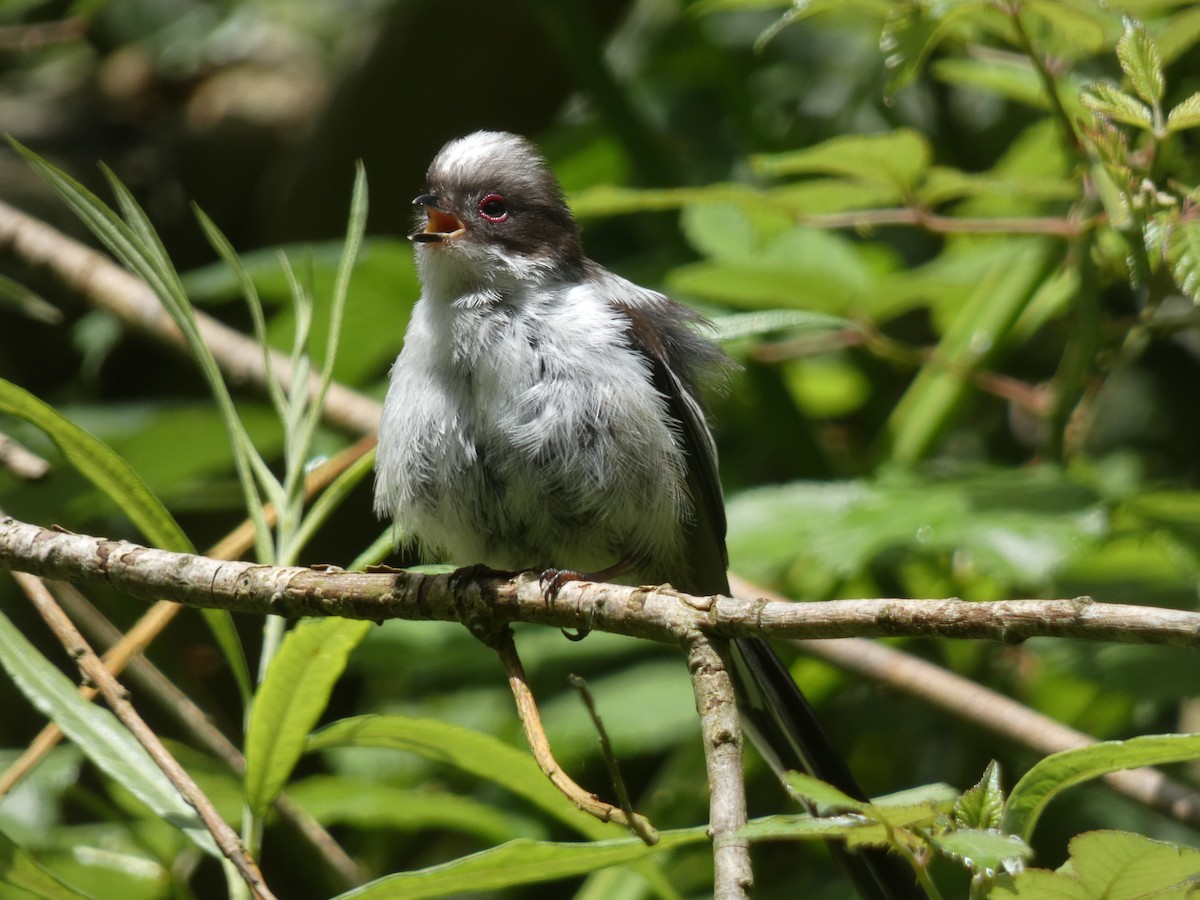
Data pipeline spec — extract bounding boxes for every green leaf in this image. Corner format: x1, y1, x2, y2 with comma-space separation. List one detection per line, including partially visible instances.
1002, 733, 1200, 841
752, 129, 931, 194
1166, 215, 1200, 301
929, 828, 1031, 874
1080, 83, 1154, 129
886, 241, 1048, 464
285, 775, 545, 844
0, 827, 92, 899
1067, 830, 1200, 898
1166, 91, 1200, 133
954, 760, 1004, 830
0, 610, 218, 858
244, 617, 372, 815
783, 771, 866, 812
1116, 16, 1164, 107
307, 715, 614, 839
0, 379, 189, 551
992, 831, 1200, 899
331, 830, 708, 899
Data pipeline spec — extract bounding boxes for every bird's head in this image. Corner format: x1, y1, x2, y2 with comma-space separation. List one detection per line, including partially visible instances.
410, 132, 584, 289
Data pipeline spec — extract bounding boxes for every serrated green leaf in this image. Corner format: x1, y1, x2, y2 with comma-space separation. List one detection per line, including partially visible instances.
1070, 830, 1200, 898
244, 618, 372, 815
0, 610, 218, 858
1003, 733, 1200, 841
752, 129, 931, 194
991, 868, 1094, 899
955, 760, 1005, 829
1167, 92, 1200, 133
332, 830, 708, 899
930, 828, 1031, 873
0, 826, 92, 899
307, 716, 614, 839
1116, 17, 1164, 107
1080, 83, 1154, 129
1166, 216, 1200, 301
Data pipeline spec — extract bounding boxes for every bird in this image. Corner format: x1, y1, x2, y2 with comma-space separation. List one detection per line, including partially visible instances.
373, 130, 923, 900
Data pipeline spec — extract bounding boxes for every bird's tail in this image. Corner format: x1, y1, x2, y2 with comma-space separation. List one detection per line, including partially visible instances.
729, 636, 927, 900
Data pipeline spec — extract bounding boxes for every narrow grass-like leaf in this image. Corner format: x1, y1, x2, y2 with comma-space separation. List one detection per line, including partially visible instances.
1002, 733, 1200, 841
1116, 17, 1164, 107
307, 715, 613, 839
244, 617, 372, 815
887, 242, 1047, 463
193, 206, 288, 418
289, 446, 376, 558
285, 775, 545, 844
0, 827, 91, 899
332, 830, 708, 900
0, 274, 62, 324
0, 378, 253, 705
0, 379, 188, 549
291, 163, 368, 490
0, 610, 218, 857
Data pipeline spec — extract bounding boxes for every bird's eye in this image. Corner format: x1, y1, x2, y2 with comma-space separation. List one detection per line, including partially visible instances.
478, 194, 509, 222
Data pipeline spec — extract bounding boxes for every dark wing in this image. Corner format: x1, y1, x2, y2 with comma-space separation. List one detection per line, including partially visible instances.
612, 282, 925, 900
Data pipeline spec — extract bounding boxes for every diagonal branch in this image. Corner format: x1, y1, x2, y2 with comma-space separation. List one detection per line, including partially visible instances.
10, 570, 276, 900
0, 198, 381, 437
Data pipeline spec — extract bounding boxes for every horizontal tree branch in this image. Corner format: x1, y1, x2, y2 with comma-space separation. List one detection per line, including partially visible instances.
3, 518, 1199, 649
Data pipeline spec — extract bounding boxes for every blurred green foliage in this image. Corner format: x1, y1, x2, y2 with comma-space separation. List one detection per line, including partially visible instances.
2, 0, 1200, 897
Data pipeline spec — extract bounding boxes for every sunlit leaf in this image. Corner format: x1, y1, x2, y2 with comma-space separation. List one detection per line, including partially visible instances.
1165, 215, 1200, 301
1166, 92, 1200, 133
1003, 733, 1200, 841
1080, 83, 1154, 129
954, 761, 1004, 830
1115, 16, 1164, 107
244, 617, 372, 815
0, 611, 218, 858
331, 830, 708, 899
752, 130, 931, 194
929, 828, 1031, 874
0, 827, 90, 899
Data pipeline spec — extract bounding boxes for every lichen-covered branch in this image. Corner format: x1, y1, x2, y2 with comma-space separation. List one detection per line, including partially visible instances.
2, 518, 1199, 648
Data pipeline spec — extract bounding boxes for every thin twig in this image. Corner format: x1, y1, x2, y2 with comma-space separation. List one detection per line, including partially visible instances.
687, 634, 751, 900
0, 16, 88, 50
567, 674, 647, 841
495, 628, 658, 841
10, 571, 276, 900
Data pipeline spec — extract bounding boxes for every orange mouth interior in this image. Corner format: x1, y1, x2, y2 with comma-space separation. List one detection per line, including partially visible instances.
424, 207, 464, 236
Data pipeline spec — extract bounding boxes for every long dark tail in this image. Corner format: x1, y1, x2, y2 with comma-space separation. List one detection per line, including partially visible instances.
729, 637, 927, 900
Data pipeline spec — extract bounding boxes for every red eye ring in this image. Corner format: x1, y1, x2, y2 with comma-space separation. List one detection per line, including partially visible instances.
478, 193, 509, 222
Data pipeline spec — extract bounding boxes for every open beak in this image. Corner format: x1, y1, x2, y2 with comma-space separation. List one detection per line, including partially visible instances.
410, 194, 465, 244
